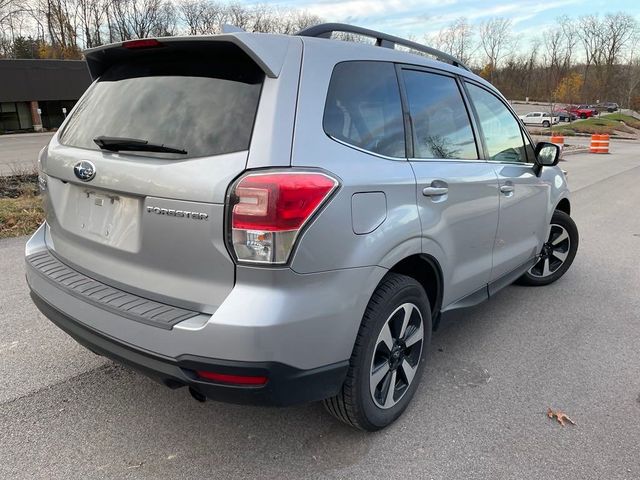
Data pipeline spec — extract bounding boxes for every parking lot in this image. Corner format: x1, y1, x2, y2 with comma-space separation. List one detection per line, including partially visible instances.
0, 132, 54, 176
1, 138, 639, 479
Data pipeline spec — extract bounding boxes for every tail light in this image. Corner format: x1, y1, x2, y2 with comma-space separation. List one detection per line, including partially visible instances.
228, 171, 338, 264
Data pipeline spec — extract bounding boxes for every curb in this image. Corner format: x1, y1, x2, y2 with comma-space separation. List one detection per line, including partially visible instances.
560, 148, 590, 158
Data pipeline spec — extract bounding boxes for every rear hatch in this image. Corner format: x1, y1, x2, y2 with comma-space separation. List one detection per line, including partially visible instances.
40, 36, 298, 313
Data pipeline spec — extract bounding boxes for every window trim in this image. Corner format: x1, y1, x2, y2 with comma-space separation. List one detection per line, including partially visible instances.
322, 60, 409, 161
462, 79, 535, 166
397, 64, 483, 163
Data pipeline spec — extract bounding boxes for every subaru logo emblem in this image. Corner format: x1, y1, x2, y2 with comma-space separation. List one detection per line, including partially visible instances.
73, 161, 96, 182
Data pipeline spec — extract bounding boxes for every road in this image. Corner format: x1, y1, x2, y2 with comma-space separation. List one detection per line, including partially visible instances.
0, 132, 54, 176
1, 142, 640, 479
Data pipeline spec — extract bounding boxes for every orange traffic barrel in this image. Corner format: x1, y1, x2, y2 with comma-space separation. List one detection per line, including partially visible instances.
590, 134, 609, 154
550, 135, 564, 150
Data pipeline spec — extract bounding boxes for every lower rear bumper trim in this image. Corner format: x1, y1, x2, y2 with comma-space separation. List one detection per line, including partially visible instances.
30, 290, 349, 406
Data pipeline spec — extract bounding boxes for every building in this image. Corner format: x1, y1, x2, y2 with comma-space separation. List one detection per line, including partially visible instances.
0, 59, 91, 133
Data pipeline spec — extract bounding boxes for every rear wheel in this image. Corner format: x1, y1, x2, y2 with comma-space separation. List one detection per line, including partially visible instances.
517, 210, 578, 286
580, 113, 587, 119
323, 273, 431, 431
542, 120, 550, 128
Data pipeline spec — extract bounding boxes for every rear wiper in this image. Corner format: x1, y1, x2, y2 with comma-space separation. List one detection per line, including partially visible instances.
93, 136, 187, 155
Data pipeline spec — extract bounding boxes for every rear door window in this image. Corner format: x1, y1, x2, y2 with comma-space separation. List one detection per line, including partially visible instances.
323, 61, 405, 158
401, 69, 478, 160
60, 52, 263, 159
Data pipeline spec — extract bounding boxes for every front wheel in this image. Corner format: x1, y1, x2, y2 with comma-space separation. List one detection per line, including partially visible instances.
323, 273, 431, 431
516, 210, 578, 286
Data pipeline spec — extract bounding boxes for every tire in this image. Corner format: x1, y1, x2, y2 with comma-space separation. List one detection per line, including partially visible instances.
580, 113, 587, 119
542, 121, 550, 128
323, 273, 431, 431
516, 210, 578, 286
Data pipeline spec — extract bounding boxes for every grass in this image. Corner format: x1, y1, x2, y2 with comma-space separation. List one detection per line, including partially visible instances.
552, 113, 640, 136
0, 168, 45, 239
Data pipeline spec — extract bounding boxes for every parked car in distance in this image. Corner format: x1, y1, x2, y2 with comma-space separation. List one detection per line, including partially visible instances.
25, 23, 579, 431
567, 104, 598, 119
518, 111, 559, 127
553, 109, 576, 122
591, 102, 619, 113
604, 102, 619, 112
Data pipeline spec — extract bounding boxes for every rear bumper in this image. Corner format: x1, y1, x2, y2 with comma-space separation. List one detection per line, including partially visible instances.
25, 223, 385, 405
30, 289, 348, 406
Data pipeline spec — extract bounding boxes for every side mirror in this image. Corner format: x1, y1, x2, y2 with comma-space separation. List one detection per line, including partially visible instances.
534, 142, 560, 175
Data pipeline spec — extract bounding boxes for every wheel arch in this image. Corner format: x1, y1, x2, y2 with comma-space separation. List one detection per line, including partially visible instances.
387, 254, 443, 319
555, 198, 571, 216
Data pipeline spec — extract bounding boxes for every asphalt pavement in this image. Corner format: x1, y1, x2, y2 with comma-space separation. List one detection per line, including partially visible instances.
0, 132, 54, 176
1, 142, 639, 479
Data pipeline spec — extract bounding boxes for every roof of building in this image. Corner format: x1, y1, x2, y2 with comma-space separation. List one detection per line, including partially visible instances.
0, 59, 91, 103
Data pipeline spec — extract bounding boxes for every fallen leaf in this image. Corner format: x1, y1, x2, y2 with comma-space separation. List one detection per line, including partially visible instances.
547, 407, 576, 426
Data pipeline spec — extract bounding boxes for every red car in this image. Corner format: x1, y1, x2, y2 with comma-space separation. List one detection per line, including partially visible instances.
567, 104, 598, 119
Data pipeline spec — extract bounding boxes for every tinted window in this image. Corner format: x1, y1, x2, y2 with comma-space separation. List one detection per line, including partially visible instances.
466, 83, 527, 163
324, 61, 405, 157
402, 70, 477, 160
60, 52, 263, 159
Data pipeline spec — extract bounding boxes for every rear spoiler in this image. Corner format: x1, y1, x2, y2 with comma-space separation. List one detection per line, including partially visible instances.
84, 33, 297, 80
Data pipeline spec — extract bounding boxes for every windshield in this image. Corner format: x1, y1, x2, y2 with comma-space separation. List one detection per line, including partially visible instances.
59, 52, 264, 159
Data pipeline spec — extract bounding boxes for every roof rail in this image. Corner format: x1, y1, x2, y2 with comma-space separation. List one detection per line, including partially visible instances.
296, 23, 470, 71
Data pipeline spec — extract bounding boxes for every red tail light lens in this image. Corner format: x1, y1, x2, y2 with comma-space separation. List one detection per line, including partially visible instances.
122, 39, 163, 49
229, 171, 338, 264
195, 370, 268, 386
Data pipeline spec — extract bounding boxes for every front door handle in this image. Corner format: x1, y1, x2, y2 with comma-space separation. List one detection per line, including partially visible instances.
422, 186, 449, 196
500, 185, 515, 194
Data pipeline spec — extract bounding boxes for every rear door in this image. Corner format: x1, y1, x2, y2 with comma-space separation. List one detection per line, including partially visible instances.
40, 39, 301, 312
400, 67, 499, 306
463, 81, 548, 282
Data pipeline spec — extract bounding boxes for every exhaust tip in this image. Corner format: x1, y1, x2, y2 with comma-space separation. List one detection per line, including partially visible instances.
189, 386, 207, 403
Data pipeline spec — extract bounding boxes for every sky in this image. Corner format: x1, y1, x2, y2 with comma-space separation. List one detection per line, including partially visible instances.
267, 0, 640, 41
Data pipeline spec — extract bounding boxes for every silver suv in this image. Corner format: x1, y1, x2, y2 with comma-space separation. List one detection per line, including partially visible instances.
26, 24, 578, 431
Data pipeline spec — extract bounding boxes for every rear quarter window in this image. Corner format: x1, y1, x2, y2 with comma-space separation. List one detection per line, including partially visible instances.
59, 52, 264, 159
323, 61, 405, 158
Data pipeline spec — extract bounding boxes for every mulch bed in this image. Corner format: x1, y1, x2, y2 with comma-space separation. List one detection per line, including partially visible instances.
0, 172, 39, 198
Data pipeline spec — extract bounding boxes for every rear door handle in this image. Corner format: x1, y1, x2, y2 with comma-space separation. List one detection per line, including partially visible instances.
422, 186, 449, 196
500, 185, 514, 194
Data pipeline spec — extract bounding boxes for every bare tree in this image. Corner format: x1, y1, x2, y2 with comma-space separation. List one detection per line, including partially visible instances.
177, 1, 322, 36
558, 15, 577, 69
29, 0, 82, 57
106, 0, 176, 41
76, 0, 106, 47
478, 17, 513, 81
575, 13, 605, 96
0, 0, 27, 56
430, 17, 475, 65
178, 0, 225, 35
601, 13, 638, 96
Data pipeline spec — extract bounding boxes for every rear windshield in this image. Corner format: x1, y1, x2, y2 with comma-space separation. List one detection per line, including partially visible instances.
59, 52, 264, 158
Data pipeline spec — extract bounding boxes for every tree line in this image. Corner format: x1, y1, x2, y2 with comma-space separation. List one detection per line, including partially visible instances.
1, 0, 638, 108
428, 14, 639, 109
0, 0, 321, 58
